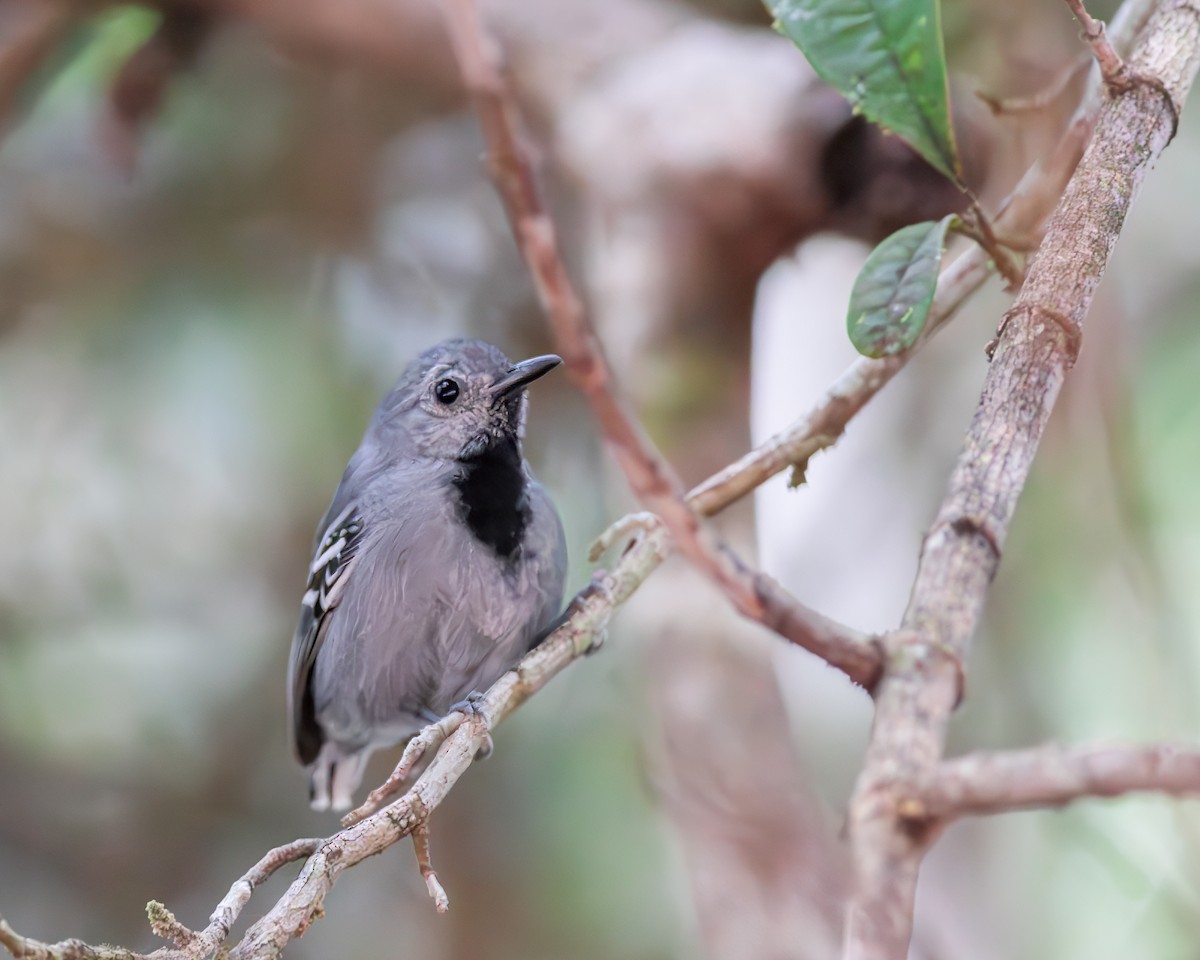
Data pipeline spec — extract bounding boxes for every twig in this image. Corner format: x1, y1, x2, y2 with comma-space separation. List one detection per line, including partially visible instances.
917, 743, 1200, 819
343, 709, 469, 825
146, 903, 196, 949
412, 823, 450, 913
686, 129, 1076, 514
0, 920, 143, 960
976, 53, 1092, 116
843, 3, 1200, 957
173, 838, 323, 959
588, 511, 663, 560
689, 0, 1158, 516
225, 524, 672, 959
0, 838, 321, 960
0, 528, 670, 960
958, 203, 1024, 290
1064, 0, 1135, 92
437, 0, 875, 680
0, 1, 1170, 957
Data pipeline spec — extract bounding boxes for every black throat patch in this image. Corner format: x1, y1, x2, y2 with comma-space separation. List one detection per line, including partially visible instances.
453, 436, 530, 560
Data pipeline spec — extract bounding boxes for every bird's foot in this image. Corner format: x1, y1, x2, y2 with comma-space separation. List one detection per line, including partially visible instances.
447, 693, 493, 760
342, 697, 495, 827
341, 710, 463, 827
447, 690, 486, 719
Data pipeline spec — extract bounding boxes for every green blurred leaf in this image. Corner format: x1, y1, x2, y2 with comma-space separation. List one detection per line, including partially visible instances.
767, 0, 962, 183
35, 7, 160, 109
846, 215, 952, 357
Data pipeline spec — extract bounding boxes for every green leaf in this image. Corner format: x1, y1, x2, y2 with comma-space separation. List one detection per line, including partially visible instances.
766, 0, 962, 183
846, 216, 952, 358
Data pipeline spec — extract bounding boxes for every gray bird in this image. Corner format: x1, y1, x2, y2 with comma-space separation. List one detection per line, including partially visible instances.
287, 338, 567, 810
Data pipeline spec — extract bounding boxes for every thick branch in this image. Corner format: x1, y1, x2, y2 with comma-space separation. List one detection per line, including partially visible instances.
920, 743, 1200, 819
843, 2, 1200, 957
0, 3, 1175, 958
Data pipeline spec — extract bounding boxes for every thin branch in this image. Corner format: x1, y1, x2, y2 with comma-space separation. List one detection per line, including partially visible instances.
960, 202, 1025, 290
688, 109, 1087, 514
343, 708, 469, 824
917, 743, 1200, 819
0, 527, 670, 960
976, 53, 1092, 116
438, 0, 874, 681
0, 921, 143, 960
1064, 0, 1135, 92
689, 0, 1158, 522
0, 838, 321, 960
0, 1, 1173, 957
187, 838, 324, 956
412, 823, 450, 913
225, 524, 671, 959
843, 2, 1200, 956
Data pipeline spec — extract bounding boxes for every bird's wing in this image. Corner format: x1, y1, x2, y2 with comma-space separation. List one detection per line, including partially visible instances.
525, 480, 569, 648
316, 478, 567, 726
287, 494, 367, 765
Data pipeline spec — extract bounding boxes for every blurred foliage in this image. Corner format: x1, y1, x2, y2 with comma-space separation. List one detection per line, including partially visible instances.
1, 1, 1199, 959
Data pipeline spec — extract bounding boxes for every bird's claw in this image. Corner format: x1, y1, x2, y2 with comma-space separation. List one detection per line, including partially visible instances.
448, 692, 493, 761
447, 690, 487, 719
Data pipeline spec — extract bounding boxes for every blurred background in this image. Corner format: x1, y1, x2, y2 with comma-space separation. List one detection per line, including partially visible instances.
2, 0, 1200, 957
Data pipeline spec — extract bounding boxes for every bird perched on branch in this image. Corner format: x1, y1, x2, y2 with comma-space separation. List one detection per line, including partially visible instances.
287, 338, 567, 810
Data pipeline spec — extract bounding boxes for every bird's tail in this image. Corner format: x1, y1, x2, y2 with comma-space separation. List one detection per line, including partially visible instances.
309, 743, 371, 811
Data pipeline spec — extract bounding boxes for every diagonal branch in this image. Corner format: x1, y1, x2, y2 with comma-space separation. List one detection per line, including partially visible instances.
0, 838, 321, 960
918, 742, 1200, 819
225, 523, 671, 959
689, 0, 1159, 519
0, 2, 1174, 959
843, 2, 1200, 957
0, 526, 671, 960
438, 0, 875, 682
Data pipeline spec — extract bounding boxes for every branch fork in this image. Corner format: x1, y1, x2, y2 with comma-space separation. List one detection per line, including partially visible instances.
1064, 0, 1137, 93
1, 1, 1193, 958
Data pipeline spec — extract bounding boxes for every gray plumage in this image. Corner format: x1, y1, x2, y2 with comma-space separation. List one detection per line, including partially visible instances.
287, 338, 567, 810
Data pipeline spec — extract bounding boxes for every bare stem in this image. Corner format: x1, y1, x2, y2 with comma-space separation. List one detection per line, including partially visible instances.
1064, 0, 1136, 91
343, 711, 469, 826
920, 742, 1200, 819
843, 3, 1200, 956
959, 202, 1025, 289
412, 823, 450, 913
0, 3, 1175, 960
976, 54, 1092, 116
0, 838, 321, 960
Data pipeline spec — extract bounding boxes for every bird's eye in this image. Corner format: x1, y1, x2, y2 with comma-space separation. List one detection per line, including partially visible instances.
434, 378, 460, 405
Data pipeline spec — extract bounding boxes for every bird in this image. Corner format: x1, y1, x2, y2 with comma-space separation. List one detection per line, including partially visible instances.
286, 338, 568, 811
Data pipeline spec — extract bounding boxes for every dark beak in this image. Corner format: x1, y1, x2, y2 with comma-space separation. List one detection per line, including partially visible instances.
488, 354, 562, 398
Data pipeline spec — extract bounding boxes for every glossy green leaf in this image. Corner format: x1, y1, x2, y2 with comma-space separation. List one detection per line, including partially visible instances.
846, 216, 952, 357
766, 0, 961, 183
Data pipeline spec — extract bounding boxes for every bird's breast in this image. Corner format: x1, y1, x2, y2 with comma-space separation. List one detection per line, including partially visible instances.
450, 437, 531, 562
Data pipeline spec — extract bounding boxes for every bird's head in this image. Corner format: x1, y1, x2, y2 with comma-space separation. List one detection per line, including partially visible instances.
373, 338, 561, 463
